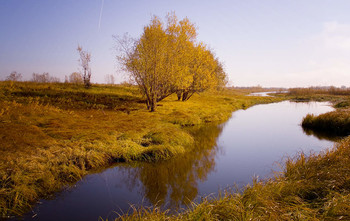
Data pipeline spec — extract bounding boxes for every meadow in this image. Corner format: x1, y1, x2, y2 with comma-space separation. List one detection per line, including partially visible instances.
0, 81, 281, 217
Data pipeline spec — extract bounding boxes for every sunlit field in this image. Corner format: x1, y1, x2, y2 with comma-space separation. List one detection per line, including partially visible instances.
0, 81, 281, 216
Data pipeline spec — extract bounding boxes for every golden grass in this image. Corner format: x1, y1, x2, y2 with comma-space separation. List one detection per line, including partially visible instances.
302, 108, 350, 136
0, 81, 282, 217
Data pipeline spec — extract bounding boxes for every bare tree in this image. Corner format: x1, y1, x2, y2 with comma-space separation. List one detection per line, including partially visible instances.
32, 72, 50, 83
105, 74, 115, 84
31, 72, 60, 83
6, 71, 22, 81
49, 76, 61, 83
69, 72, 83, 84
77, 45, 92, 88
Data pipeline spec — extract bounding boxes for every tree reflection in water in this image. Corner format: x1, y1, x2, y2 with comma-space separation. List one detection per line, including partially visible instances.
116, 124, 224, 210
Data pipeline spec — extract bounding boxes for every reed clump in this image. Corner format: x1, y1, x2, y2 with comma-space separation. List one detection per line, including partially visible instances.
291, 88, 350, 137
0, 81, 282, 217
302, 107, 350, 137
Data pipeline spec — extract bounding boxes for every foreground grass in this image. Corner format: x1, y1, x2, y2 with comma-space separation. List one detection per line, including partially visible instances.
113, 137, 350, 221
0, 81, 281, 217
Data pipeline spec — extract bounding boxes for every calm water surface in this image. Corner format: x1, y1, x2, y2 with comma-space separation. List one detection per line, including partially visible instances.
18, 101, 335, 221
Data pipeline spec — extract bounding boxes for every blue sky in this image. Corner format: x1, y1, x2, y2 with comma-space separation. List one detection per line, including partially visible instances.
1, 0, 350, 87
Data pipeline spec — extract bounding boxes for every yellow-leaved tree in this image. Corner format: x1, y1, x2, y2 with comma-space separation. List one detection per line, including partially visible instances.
115, 13, 227, 111
178, 43, 228, 101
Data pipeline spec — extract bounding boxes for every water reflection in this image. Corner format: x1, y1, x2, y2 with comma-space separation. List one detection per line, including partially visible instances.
116, 124, 223, 210
302, 127, 342, 142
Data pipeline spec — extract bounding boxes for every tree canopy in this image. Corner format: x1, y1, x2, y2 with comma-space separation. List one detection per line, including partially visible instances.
116, 13, 227, 111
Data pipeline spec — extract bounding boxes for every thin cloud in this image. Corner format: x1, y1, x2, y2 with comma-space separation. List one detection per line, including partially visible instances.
98, 0, 104, 31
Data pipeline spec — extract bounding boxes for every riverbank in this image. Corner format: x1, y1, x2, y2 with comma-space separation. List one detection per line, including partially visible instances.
115, 136, 350, 220
288, 87, 350, 137
301, 99, 350, 138
0, 82, 282, 217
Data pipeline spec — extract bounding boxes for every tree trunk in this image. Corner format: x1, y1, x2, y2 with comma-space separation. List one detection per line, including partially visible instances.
150, 97, 157, 112
176, 90, 182, 101
182, 91, 188, 101
84, 81, 91, 89
186, 92, 195, 101
145, 99, 150, 110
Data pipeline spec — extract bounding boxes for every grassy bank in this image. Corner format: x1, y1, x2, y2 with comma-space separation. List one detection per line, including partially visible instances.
0, 81, 282, 217
114, 137, 350, 221
289, 87, 350, 96
287, 87, 350, 103
302, 109, 350, 136
301, 95, 350, 137
287, 87, 350, 137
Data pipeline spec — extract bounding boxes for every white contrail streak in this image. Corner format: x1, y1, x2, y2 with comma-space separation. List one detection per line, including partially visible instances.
98, 0, 104, 31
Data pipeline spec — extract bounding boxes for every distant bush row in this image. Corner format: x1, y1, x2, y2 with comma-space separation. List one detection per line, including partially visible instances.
3, 71, 117, 85
289, 86, 350, 96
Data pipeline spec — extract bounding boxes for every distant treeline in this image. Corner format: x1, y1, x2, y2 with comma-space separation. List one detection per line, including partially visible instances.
232, 86, 287, 93
289, 86, 350, 96
2, 71, 117, 85
4, 71, 62, 83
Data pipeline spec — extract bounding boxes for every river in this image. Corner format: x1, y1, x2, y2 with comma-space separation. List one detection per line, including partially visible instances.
17, 101, 335, 221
